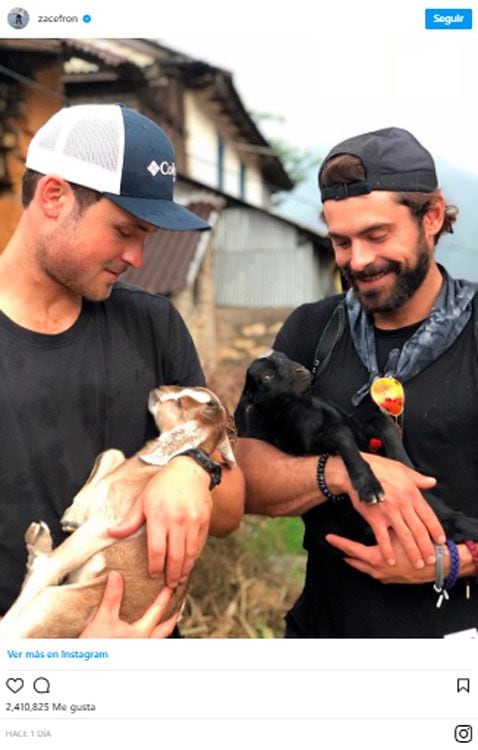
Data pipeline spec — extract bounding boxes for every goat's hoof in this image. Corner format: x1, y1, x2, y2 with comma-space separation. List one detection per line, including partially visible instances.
61, 518, 79, 533
61, 505, 84, 532
61, 493, 98, 531
25, 522, 52, 571
362, 491, 385, 505
25, 521, 52, 551
356, 474, 385, 505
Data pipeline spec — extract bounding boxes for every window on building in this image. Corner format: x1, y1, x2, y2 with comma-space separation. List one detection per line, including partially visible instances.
217, 133, 224, 190
239, 161, 247, 200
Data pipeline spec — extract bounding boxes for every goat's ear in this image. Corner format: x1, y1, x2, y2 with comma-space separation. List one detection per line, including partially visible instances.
242, 374, 258, 402
140, 424, 209, 466
217, 434, 236, 467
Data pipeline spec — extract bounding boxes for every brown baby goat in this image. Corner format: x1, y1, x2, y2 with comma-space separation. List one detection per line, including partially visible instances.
0, 386, 234, 638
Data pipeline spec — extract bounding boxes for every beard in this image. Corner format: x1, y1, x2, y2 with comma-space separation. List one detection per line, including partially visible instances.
34, 216, 115, 302
36, 242, 113, 302
341, 234, 431, 314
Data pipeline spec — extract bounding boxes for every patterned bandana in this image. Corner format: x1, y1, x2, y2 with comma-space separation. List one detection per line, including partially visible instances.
346, 267, 477, 406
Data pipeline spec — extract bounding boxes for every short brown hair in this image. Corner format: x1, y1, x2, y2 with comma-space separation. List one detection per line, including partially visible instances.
21, 168, 102, 212
320, 154, 457, 244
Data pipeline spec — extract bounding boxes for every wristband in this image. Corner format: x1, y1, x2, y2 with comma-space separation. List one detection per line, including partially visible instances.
434, 544, 448, 608
316, 453, 348, 504
444, 539, 460, 592
464, 540, 478, 577
175, 448, 222, 490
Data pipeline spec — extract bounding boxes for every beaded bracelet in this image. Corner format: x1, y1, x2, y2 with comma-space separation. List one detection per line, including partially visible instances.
316, 453, 348, 504
464, 540, 478, 575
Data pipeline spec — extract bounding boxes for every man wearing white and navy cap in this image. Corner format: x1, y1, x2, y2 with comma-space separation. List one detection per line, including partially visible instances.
0, 104, 244, 637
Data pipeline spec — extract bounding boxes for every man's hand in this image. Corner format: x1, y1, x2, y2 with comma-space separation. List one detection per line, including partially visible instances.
328, 453, 444, 568
326, 531, 438, 584
109, 456, 212, 586
79, 571, 178, 638
326, 531, 476, 584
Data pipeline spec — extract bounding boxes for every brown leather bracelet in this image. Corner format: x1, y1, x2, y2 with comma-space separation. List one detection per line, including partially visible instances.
464, 540, 478, 577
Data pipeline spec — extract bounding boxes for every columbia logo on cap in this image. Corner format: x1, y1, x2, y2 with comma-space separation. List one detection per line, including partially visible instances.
147, 160, 177, 180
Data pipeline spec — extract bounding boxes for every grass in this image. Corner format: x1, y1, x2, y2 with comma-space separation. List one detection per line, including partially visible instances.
241, 515, 305, 557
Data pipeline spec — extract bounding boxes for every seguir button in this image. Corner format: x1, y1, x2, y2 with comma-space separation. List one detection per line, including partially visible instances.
425, 8, 472, 29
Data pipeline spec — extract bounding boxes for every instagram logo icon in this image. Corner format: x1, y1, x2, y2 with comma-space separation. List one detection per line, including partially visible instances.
454, 725, 473, 743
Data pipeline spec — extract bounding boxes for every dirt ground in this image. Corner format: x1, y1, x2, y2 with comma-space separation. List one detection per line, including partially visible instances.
180, 519, 306, 638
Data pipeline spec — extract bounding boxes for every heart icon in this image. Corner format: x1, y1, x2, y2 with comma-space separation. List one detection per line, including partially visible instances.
6, 678, 24, 694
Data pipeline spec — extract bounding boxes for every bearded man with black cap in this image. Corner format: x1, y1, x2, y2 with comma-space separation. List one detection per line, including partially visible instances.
235, 127, 478, 637
0, 104, 244, 637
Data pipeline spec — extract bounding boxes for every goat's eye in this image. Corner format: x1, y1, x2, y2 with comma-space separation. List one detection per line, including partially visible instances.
262, 374, 273, 383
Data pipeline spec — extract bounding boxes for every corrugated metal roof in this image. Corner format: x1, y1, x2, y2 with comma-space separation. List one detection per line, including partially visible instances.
121, 202, 217, 295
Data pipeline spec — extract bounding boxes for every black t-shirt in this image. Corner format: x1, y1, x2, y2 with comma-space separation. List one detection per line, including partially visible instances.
0, 282, 205, 615
241, 294, 478, 637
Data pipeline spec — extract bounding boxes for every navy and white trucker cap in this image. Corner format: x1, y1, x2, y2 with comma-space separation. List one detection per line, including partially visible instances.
26, 103, 209, 231
319, 127, 438, 202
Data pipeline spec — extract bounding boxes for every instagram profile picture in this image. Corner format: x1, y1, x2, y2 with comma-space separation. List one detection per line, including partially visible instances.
7, 7, 30, 29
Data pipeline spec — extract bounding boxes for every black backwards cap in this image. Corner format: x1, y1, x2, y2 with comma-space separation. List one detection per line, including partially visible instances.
319, 127, 438, 202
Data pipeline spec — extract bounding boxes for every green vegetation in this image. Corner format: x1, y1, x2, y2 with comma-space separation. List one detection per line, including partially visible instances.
250, 110, 321, 186
241, 516, 305, 557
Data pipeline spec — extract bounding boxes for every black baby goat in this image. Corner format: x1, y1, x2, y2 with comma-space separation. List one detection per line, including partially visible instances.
237, 350, 478, 542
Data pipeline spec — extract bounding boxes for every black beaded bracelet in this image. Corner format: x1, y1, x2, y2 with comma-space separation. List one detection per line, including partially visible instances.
316, 453, 348, 503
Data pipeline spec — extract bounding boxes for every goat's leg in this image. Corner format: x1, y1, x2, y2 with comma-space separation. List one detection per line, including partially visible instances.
62, 449, 125, 531
366, 412, 414, 468
10, 578, 108, 638
321, 422, 384, 504
0, 517, 116, 630
423, 491, 478, 542
363, 413, 478, 540
84, 449, 126, 486
25, 522, 53, 574
2, 452, 127, 628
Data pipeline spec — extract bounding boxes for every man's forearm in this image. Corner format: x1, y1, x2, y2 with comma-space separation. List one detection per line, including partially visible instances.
235, 437, 332, 517
456, 545, 475, 578
209, 462, 245, 537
